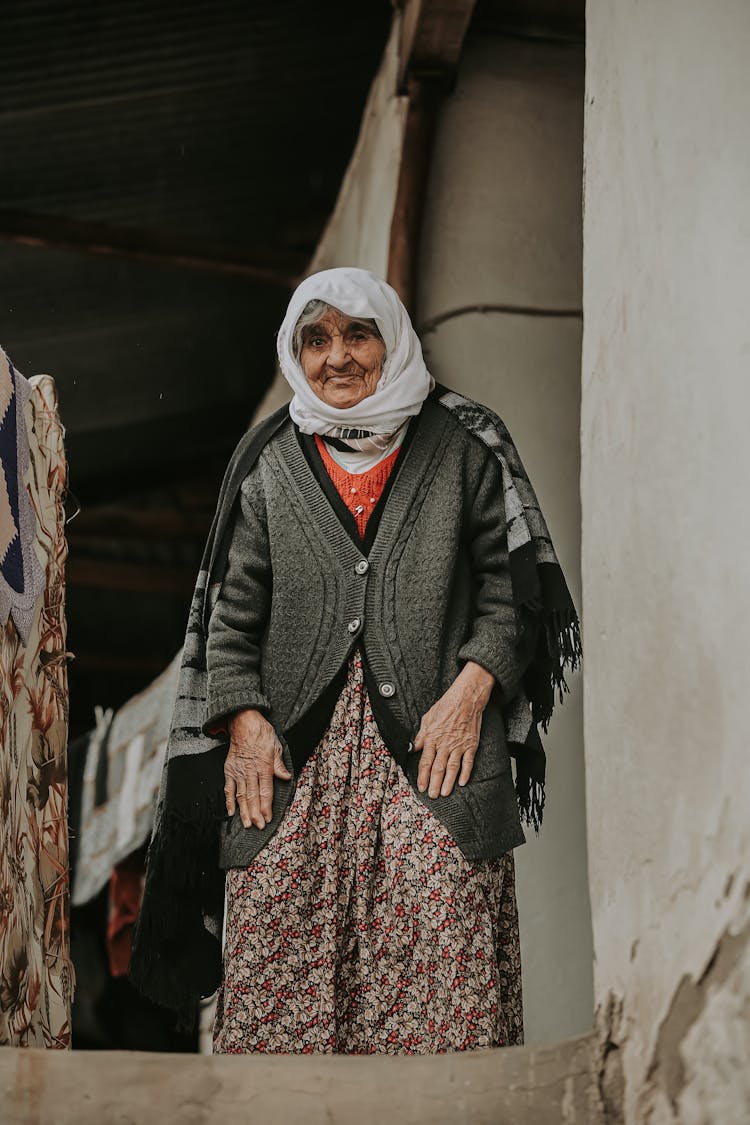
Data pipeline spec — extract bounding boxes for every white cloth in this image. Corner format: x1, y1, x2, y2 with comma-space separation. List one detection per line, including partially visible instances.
320, 420, 409, 473
276, 267, 434, 437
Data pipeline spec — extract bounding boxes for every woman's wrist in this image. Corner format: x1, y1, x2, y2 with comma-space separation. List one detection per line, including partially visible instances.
457, 660, 495, 710
228, 707, 266, 737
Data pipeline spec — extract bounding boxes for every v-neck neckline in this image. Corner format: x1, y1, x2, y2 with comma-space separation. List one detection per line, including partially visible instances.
270, 395, 452, 565
296, 413, 420, 554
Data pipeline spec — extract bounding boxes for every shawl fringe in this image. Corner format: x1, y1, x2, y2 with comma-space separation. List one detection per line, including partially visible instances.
129, 752, 226, 1029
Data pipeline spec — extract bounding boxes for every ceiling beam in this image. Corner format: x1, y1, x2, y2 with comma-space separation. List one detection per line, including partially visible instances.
397, 0, 478, 90
0, 208, 305, 287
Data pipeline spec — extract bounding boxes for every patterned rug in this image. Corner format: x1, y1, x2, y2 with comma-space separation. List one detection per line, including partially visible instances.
0, 373, 73, 1048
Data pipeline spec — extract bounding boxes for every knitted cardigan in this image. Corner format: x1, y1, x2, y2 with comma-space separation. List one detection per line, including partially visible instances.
206, 396, 532, 871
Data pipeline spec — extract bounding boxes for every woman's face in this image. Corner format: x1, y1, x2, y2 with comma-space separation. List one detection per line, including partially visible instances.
299, 307, 385, 410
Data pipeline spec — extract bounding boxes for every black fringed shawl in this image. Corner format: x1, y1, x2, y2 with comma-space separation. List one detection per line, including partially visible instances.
129, 383, 581, 1025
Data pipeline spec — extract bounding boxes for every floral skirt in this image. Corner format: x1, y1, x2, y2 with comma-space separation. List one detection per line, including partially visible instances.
212, 650, 523, 1054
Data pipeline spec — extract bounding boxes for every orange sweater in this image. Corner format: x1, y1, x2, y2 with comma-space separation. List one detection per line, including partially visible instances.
314, 435, 401, 538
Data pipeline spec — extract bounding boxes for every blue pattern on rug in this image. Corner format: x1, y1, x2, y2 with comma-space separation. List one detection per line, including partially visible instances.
0, 363, 24, 592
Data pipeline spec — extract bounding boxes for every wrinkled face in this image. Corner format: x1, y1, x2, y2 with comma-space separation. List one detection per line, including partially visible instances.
299, 307, 386, 410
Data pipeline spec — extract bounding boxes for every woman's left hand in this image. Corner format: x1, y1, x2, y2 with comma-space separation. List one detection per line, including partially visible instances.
413, 661, 496, 798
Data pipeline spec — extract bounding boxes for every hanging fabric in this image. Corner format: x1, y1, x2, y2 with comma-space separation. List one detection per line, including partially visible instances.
0, 355, 73, 1049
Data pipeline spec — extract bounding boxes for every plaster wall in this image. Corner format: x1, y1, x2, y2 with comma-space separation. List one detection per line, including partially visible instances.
418, 35, 592, 1045
582, 1, 750, 1119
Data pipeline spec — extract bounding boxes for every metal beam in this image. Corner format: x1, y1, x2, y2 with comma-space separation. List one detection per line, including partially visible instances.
0, 208, 305, 287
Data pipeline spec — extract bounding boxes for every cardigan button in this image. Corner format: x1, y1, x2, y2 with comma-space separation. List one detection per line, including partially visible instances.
355, 559, 369, 575
379, 681, 396, 698
347, 617, 361, 634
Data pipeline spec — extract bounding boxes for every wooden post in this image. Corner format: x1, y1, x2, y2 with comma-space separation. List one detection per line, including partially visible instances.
386, 0, 477, 316
387, 76, 443, 316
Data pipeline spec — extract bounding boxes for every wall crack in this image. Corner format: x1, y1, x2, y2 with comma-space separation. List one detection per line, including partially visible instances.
643, 915, 750, 1116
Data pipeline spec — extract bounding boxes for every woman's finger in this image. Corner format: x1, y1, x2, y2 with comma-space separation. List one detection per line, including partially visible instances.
417, 740, 437, 792
258, 762, 274, 822
273, 745, 291, 780
440, 755, 462, 798
224, 773, 237, 817
244, 767, 265, 829
235, 775, 251, 829
428, 749, 450, 799
458, 748, 477, 787
237, 793, 252, 829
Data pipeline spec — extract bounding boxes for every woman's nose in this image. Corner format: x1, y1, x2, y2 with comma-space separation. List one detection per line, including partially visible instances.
327, 335, 349, 368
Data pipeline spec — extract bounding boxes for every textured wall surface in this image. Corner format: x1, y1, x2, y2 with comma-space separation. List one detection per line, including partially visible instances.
418, 34, 591, 1045
582, 0, 750, 1120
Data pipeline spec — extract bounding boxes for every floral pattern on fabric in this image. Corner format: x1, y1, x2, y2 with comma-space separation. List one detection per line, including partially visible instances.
213, 650, 522, 1055
0, 376, 72, 1048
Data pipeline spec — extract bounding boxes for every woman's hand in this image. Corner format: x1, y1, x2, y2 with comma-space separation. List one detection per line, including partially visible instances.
413, 662, 495, 799
224, 709, 291, 829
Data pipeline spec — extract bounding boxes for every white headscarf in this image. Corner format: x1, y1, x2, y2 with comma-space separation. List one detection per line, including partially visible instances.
276, 267, 434, 438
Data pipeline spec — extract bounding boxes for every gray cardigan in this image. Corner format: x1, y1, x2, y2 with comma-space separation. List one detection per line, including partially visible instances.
205, 397, 526, 864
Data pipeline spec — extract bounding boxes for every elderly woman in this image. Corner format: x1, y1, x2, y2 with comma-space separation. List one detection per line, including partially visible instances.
130, 268, 580, 1055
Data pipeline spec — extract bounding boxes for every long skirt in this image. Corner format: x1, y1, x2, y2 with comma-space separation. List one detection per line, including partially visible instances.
212, 650, 523, 1054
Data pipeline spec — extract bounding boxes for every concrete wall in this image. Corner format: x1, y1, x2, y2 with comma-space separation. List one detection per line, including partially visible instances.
582, 0, 750, 1120
418, 34, 591, 1045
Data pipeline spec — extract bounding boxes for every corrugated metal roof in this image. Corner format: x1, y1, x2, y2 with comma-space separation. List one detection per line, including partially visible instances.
1, 0, 391, 248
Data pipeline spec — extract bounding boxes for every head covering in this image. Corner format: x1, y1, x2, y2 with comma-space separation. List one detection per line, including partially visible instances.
276, 267, 434, 437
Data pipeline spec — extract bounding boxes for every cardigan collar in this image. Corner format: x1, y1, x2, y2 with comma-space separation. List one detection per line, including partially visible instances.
271, 396, 454, 567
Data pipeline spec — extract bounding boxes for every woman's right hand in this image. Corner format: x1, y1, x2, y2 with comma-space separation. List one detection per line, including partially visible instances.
224, 709, 291, 829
